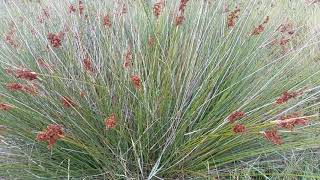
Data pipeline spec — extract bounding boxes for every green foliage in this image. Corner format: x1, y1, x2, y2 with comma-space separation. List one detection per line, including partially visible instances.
0, 0, 320, 179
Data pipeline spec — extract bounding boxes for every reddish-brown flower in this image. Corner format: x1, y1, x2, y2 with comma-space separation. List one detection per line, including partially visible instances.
22, 85, 38, 95
105, 113, 116, 129
252, 25, 265, 35
131, 75, 142, 90
263, 129, 283, 145
0, 103, 15, 110
5, 83, 24, 91
175, 15, 185, 26
275, 91, 299, 104
36, 124, 64, 149
178, 0, 189, 13
124, 49, 133, 68
48, 33, 62, 48
277, 114, 308, 130
102, 15, 112, 27
153, 1, 165, 18
227, 6, 240, 28
83, 56, 94, 72
233, 124, 246, 133
228, 111, 245, 123
15, 69, 38, 81
61, 96, 76, 108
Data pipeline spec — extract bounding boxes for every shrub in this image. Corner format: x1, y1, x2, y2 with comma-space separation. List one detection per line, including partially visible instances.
1, 0, 320, 179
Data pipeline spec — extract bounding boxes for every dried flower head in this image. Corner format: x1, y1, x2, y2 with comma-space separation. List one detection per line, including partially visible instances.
175, 15, 185, 26
276, 114, 308, 130
227, 6, 240, 28
36, 124, 64, 149
178, 0, 189, 13
103, 15, 112, 27
263, 129, 283, 145
275, 91, 300, 104
15, 69, 38, 81
6, 83, 24, 91
153, 1, 165, 18
124, 48, 133, 68
48, 32, 62, 48
83, 56, 94, 72
251, 16, 269, 35
233, 124, 246, 133
131, 75, 142, 90
105, 113, 116, 129
228, 111, 245, 123
0, 103, 15, 111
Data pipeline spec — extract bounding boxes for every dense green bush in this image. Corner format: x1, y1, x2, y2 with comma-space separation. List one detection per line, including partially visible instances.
1, 0, 320, 179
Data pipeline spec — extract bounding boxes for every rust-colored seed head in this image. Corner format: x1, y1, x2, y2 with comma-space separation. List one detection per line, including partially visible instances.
277, 114, 308, 130
6, 83, 24, 91
124, 49, 133, 68
0, 103, 15, 110
105, 113, 116, 129
275, 91, 299, 104
48, 33, 62, 48
36, 124, 64, 149
131, 75, 142, 90
227, 6, 240, 28
103, 15, 112, 27
15, 69, 38, 81
233, 124, 246, 133
175, 15, 185, 26
228, 111, 245, 123
178, 0, 189, 13
263, 129, 283, 145
83, 56, 94, 72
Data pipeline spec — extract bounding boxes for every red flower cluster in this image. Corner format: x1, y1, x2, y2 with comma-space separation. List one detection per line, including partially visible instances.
6, 83, 23, 91
274, 21, 295, 52
175, 15, 185, 26
233, 124, 246, 133
251, 16, 269, 35
124, 48, 133, 68
277, 114, 308, 130
179, 0, 189, 13
36, 124, 64, 149
103, 15, 112, 27
263, 130, 282, 145
175, 0, 189, 26
228, 111, 245, 123
0, 103, 15, 110
275, 91, 300, 104
83, 56, 94, 72
5, 68, 38, 81
131, 75, 142, 90
15, 69, 38, 81
5, 83, 38, 95
153, 1, 165, 18
227, 6, 240, 28
105, 113, 116, 129
47, 32, 64, 48
61, 96, 76, 108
